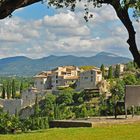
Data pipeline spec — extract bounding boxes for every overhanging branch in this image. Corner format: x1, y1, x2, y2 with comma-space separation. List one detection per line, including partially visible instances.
0, 0, 41, 19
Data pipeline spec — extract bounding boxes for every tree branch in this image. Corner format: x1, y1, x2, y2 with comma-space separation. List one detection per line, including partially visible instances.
110, 0, 140, 67
0, 0, 41, 19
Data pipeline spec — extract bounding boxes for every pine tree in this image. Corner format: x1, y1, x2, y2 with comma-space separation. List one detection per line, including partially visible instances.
100, 64, 105, 78
108, 66, 113, 79
2, 85, 6, 99
12, 79, 16, 98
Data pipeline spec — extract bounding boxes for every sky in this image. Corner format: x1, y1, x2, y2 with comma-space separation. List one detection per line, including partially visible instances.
0, 1, 139, 59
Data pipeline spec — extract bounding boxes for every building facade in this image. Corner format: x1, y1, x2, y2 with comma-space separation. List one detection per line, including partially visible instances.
77, 67, 102, 90
34, 71, 52, 90
51, 66, 80, 89
34, 66, 80, 90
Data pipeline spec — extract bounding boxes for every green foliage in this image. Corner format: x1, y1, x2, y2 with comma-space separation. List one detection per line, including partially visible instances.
0, 112, 21, 134
58, 105, 74, 119
21, 117, 49, 132
114, 64, 120, 78
110, 79, 125, 101
79, 65, 95, 71
123, 73, 137, 85
0, 76, 33, 99
99, 94, 108, 116
34, 96, 40, 117
108, 66, 113, 79
11, 79, 16, 98
125, 62, 136, 71
80, 104, 88, 118
54, 104, 61, 120
20, 82, 23, 95
6, 81, 11, 99
73, 92, 82, 104
41, 94, 56, 120
56, 89, 74, 105
100, 64, 105, 78
2, 85, 6, 99
107, 79, 125, 116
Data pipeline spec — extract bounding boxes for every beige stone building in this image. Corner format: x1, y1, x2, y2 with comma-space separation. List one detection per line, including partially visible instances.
34, 71, 52, 90
119, 64, 125, 74
34, 66, 80, 90
51, 66, 80, 89
77, 67, 102, 90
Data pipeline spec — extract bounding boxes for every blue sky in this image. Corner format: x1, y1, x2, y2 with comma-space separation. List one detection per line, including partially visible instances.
14, 3, 55, 19
0, 1, 139, 59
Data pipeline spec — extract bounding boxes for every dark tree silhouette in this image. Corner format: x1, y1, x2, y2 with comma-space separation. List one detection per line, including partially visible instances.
0, 0, 140, 67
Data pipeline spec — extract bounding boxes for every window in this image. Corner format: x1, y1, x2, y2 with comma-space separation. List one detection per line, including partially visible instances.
84, 77, 88, 80
56, 80, 58, 84
40, 81, 43, 85
91, 76, 93, 82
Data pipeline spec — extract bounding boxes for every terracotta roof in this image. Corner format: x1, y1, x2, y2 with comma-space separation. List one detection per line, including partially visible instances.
34, 71, 52, 78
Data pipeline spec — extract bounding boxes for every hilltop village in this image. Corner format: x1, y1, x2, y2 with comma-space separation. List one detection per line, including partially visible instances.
0, 61, 140, 133
0, 64, 126, 117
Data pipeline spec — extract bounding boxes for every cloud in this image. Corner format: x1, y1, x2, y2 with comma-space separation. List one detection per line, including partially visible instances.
0, 3, 139, 59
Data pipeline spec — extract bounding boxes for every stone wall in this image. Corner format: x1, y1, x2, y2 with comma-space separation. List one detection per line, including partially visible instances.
0, 88, 46, 116
21, 88, 46, 108
19, 106, 34, 119
3, 99, 23, 115
49, 120, 93, 128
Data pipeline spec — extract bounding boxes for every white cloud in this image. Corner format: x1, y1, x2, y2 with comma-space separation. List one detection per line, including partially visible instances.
0, 3, 139, 59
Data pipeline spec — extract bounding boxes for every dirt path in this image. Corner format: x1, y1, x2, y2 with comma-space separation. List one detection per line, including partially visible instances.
86, 115, 140, 126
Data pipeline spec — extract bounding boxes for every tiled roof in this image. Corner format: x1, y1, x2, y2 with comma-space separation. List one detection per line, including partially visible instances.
34, 71, 52, 78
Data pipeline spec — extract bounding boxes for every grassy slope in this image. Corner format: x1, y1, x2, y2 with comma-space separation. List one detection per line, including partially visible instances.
0, 123, 140, 140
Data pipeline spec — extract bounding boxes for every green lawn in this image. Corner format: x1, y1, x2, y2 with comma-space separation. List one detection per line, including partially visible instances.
0, 123, 140, 140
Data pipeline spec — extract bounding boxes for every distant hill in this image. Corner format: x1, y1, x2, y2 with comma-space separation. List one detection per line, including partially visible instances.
0, 52, 131, 76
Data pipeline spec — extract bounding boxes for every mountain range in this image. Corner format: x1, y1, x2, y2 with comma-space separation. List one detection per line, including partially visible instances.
0, 52, 132, 76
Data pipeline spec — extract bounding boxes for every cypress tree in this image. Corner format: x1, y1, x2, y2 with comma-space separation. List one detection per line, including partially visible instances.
20, 82, 23, 98
100, 64, 105, 78
114, 64, 120, 78
108, 66, 113, 79
34, 95, 40, 117
12, 79, 16, 98
2, 85, 6, 99
6, 81, 11, 99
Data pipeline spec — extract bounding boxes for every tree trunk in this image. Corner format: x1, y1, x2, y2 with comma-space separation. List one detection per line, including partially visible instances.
112, 1, 140, 67
127, 31, 140, 67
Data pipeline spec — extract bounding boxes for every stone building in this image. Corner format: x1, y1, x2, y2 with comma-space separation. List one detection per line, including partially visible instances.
51, 66, 80, 89
34, 66, 80, 90
34, 71, 52, 90
77, 67, 102, 90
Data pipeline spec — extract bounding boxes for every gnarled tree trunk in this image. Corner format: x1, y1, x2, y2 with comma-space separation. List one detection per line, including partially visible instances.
112, 1, 140, 67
